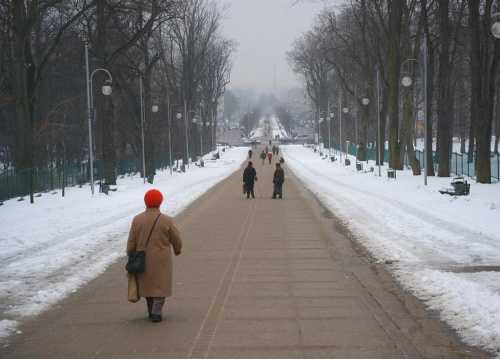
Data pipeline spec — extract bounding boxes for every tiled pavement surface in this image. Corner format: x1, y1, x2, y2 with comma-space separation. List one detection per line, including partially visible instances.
0, 146, 492, 358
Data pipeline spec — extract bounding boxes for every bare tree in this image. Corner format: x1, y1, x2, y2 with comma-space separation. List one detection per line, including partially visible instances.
467, 0, 500, 183
9, 0, 97, 202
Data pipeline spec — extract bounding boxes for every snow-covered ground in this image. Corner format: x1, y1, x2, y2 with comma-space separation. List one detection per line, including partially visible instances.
1, 116, 499, 357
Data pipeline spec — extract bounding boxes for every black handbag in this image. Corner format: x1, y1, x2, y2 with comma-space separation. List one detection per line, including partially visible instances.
126, 213, 161, 274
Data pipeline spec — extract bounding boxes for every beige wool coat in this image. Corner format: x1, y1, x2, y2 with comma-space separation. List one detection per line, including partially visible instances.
126, 207, 182, 297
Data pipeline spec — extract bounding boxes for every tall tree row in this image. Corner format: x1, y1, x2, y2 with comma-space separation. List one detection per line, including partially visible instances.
0, 0, 236, 202
289, 0, 499, 184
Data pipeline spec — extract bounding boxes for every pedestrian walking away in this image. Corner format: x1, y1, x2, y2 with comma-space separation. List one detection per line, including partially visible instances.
272, 163, 285, 199
126, 189, 183, 323
242, 161, 257, 199
248, 149, 253, 159
260, 150, 266, 164
267, 152, 273, 164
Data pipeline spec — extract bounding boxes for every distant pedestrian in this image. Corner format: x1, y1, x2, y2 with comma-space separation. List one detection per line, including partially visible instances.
269, 140, 272, 146
243, 161, 257, 199
248, 149, 253, 159
279, 157, 284, 164
126, 189, 183, 323
267, 152, 273, 164
272, 163, 285, 199
260, 150, 266, 164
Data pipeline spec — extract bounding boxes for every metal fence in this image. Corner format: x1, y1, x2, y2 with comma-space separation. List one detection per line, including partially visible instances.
0, 156, 169, 202
332, 140, 499, 180
2, 146, 499, 202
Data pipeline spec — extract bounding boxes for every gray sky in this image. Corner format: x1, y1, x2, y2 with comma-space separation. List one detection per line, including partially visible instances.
219, 0, 325, 95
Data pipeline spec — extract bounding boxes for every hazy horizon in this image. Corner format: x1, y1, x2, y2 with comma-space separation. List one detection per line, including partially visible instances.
219, 0, 326, 97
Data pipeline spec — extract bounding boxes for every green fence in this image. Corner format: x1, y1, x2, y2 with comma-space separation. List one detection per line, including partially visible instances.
0, 156, 171, 202
2, 147, 498, 202
330, 139, 499, 180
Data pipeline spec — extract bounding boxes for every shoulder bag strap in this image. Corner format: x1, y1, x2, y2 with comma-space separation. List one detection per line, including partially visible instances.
145, 213, 161, 248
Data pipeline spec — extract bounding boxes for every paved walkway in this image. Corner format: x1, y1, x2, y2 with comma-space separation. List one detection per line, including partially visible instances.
0, 144, 492, 358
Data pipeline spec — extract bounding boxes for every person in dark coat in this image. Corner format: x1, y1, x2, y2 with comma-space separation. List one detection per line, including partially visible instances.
126, 189, 183, 323
242, 161, 257, 199
260, 150, 266, 164
272, 163, 285, 199
248, 149, 253, 159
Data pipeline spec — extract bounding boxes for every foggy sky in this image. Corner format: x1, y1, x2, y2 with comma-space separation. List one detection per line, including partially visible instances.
219, 0, 325, 96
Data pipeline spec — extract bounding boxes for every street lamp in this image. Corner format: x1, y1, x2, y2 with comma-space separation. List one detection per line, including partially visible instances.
319, 110, 329, 156
211, 98, 215, 155
326, 106, 337, 158
326, 100, 348, 163
85, 43, 112, 195
402, 50, 428, 185
167, 97, 181, 175
327, 110, 333, 157
361, 69, 382, 176
192, 117, 208, 159
184, 101, 193, 169
139, 77, 159, 184
187, 109, 199, 164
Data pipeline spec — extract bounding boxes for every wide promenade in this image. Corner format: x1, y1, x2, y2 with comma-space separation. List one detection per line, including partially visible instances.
0, 142, 491, 358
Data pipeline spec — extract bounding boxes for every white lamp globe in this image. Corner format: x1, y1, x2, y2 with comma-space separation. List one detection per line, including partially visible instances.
492, 22, 500, 38
402, 76, 412, 87
102, 85, 112, 95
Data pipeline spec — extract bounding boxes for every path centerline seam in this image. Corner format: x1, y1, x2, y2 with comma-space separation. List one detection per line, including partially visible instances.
187, 197, 258, 359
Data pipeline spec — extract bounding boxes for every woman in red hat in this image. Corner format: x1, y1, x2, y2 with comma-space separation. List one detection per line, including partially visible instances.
126, 189, 183, 322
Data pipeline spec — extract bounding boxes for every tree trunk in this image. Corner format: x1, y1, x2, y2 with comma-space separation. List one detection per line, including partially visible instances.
436, 0, 452, 177
421, 0, 436, 176
468, 0, 499, 183
402, 87, 422, 175
11, 0, 37, 203
387, 0, 402, 169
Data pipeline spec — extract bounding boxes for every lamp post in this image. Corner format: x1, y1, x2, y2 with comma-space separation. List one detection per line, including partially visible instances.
376, 69, 381, 177
192, 117, 209, 158
184, 101, 190, 169
316, 108, 322, 154
85, 43, 112, 195
319, 110, 329, 156
338, 96, 349, 164
402, 33, 428, 185
211, 98, 215, 155
361, 70, 382, 177
187, 109, 199, 162
326, 101, 348, 163
192, 118, 202, 158
327, 110, 333, 158
326, 105, 337, 158
139, 78, 159, 184
353, 86, 359, 163
167, 94, 172, 175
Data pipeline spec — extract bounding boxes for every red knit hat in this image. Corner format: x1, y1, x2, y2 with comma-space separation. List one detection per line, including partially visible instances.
144, 189, 163, 207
